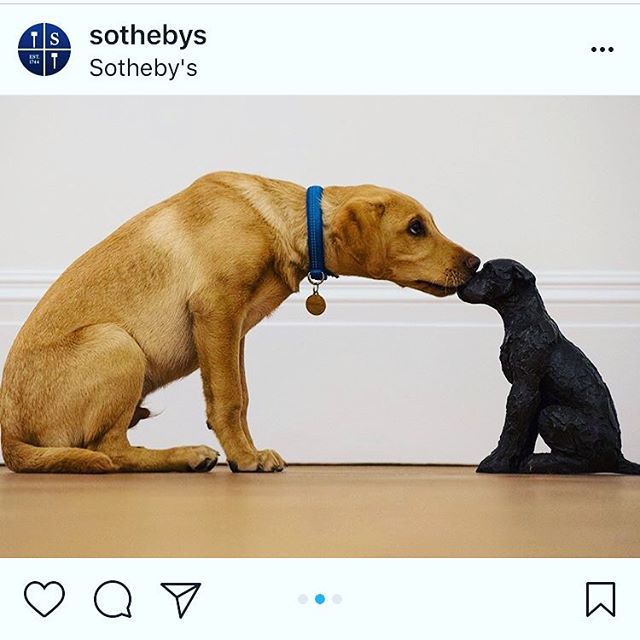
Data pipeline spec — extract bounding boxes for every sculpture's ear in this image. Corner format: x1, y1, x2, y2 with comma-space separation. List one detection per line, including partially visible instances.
512, 262, 536, 286
332, 197, 387, 277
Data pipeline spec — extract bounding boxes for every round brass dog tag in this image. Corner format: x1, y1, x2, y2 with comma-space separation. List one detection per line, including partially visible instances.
305, 293, 326, 316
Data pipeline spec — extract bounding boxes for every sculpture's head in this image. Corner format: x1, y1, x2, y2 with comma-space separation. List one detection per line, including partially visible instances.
457, 258, 536, 305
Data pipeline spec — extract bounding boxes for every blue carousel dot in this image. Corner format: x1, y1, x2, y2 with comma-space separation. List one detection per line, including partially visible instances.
315, 593, 325, 605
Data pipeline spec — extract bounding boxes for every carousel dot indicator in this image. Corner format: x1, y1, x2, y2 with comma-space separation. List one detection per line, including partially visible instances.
315, 593, 325, 605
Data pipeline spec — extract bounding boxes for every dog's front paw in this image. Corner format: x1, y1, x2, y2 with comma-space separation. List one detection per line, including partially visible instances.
228, 449, 286, 473
477, 451, 517, 474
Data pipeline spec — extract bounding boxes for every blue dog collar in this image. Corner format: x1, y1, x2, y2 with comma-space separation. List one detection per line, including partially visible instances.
306, 185, 337, 283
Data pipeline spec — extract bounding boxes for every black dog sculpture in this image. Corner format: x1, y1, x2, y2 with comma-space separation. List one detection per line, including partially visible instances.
458, 258, 639, 474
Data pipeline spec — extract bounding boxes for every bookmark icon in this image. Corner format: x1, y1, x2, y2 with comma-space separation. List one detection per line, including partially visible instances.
586, 582, 616, 617
161, 583, 201, 619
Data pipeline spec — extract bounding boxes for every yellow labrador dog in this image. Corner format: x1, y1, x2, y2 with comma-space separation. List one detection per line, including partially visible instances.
0, 172, 479, 473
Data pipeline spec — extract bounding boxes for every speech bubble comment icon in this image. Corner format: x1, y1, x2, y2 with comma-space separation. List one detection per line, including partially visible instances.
94, 580, 133, 618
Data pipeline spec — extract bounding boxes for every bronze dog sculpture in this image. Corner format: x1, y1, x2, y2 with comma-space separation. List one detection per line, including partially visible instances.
458, 259, 639, 474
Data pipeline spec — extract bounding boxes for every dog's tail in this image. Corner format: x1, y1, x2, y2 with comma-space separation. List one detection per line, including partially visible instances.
2, 437, 114, 473
616, 457, 640, 475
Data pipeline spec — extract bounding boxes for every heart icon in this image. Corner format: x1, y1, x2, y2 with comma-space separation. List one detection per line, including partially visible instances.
24, 581, 65, 617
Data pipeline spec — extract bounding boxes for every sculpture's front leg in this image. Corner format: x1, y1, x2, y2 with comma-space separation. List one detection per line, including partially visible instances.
478, 380, 541, 473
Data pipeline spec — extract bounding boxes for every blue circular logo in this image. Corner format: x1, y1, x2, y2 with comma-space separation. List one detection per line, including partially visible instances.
18, 23, 71, 76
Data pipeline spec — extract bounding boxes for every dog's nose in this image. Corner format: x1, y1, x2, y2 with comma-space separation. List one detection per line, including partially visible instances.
465, 254, 481, 272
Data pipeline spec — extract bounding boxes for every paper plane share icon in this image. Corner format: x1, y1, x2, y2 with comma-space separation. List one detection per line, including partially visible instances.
161, 582, 202, 619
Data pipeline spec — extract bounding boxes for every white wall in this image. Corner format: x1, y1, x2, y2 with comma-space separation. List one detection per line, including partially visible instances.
1, 97, 639, 463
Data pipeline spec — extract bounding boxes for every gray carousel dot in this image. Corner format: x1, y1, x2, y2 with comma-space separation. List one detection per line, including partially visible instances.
332, 594, 342, 604
298, 594, 309, 604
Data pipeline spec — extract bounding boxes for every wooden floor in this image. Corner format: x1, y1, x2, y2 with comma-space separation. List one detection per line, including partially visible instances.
0, 465, 638, 557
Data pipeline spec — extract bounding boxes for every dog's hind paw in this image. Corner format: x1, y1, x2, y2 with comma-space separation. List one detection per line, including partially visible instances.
184, 445, 219, 472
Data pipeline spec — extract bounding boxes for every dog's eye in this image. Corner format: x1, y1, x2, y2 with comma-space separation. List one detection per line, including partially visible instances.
407, 218, 426, 237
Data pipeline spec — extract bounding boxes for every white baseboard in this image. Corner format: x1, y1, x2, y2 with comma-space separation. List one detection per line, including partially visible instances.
2, 269, 640, 305
1, 269, 639, 464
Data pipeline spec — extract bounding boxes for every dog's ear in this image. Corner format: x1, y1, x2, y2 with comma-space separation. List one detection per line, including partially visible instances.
511, 262, 536, 286
332, 197, 387, 278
